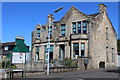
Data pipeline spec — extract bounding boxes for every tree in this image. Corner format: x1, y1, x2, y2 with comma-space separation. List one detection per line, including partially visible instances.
117, 39, 120, 55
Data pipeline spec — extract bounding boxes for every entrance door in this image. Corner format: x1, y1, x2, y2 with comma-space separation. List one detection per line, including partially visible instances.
59, 45, 65, 61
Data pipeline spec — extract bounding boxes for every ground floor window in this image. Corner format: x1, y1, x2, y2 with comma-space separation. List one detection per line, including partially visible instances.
73, 43, 79, 58
106, 47, 109, 62
81, 43, 85, 57
59, 45, 65, 61
112, 48, 115, 62
35, 46, 39, 62
36, 52, 39, 62
44, 45, 53, 64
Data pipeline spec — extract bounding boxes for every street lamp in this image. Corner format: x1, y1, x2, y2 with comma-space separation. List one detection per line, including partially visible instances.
47, 7, 63, 75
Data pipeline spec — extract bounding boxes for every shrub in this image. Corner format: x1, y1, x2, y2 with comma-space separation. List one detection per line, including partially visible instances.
63, 57, 77, 67
1, 61, 17, 69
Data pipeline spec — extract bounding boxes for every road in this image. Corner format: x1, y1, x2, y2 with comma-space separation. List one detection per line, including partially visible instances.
25, 68, 119, 80
1, 68, 119, 80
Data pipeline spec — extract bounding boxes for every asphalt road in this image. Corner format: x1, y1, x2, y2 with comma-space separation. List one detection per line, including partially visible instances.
1, 68, 119, 80
25, 68, 119, 80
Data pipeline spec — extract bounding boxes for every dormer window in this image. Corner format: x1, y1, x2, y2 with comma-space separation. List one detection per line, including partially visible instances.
36, 28, 40, 39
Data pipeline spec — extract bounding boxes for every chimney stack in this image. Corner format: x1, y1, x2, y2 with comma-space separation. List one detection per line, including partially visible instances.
16, 36, 25, 43
48, 13, 54, 23
16, 36, 24, 40
99, 3, 107, 13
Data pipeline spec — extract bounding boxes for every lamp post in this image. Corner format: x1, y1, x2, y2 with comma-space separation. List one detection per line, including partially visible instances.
47, 7, 63, 75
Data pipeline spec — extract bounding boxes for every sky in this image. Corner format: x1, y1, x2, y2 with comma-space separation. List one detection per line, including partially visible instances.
2, 2, 119, 48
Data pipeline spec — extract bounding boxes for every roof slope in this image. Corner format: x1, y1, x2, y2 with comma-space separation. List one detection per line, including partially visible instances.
12, 39, 29, 52
60, 6, 88, 22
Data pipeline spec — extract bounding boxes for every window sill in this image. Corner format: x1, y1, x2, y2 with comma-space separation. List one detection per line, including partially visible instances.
59, 36, 65, 38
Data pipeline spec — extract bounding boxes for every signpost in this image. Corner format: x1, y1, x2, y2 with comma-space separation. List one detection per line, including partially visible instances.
12, 52, 25, 64
47, 7, 63, 75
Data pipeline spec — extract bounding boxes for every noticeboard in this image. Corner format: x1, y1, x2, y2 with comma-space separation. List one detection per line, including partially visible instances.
12, 52, 25, 63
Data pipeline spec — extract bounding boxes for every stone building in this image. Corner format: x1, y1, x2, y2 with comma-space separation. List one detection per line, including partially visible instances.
31, 4, 117, 68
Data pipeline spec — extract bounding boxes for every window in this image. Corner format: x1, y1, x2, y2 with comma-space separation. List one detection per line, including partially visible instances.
4, 46, 8, 51
44, 45, 53, 64
106, 47, 109, 62
72, 22, 76, 34
81, 43, 85, 57
36, 46, 39, 62
36, 46, 39, 52
73, 43, 79, 58
61, 24, 66, 36
48, 26, 52, 37
36, 28, 40, 39
112, 48, 115, 62
106, 27, 109, 40
59, 45, 65, 61
83, 21, 87, 34
78, 22, 81, 33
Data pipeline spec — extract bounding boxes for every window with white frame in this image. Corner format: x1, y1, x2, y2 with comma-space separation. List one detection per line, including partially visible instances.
4, 46, 8, 51
81, 43, 85, 57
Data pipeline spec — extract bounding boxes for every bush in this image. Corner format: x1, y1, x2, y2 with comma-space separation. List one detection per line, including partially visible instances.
1, 61, 17, 69
62, 57, 77, 67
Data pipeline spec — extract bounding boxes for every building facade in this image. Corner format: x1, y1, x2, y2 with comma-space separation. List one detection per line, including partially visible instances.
2, 36, 30, 59
31, 4, 117, 68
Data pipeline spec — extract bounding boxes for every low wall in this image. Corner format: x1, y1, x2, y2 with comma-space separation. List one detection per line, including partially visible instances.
47, 66, 78, 73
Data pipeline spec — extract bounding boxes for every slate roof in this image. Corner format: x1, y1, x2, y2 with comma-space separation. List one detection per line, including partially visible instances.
2, 42, 16, 46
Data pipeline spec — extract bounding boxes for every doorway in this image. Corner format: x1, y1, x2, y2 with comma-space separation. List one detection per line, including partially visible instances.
99, 61, 105, 68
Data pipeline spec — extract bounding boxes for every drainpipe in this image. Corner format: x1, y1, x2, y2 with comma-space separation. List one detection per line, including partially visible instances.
87, 18, 91, 58
69, 34, 72, 59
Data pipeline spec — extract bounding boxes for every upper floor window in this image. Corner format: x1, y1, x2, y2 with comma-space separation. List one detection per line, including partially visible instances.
36, 28, 40, 39
83, 21, 87, 34
61, 24, 66, 36
81, 43, 85, 57
4, 46, 8, 51
106, 27, 109, 40
48, 26, 52, 37
72, 22, 76, 34
77, 22, 81, 33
